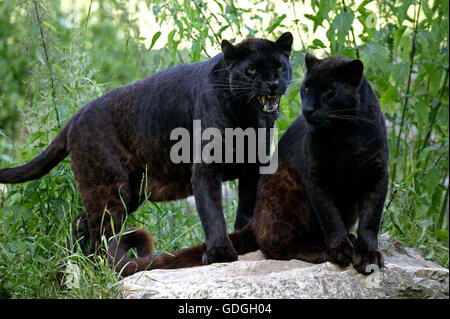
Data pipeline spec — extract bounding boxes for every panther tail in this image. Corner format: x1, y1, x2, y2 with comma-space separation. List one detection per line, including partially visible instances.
0, 122, 70, 183
108, 224, 258, 277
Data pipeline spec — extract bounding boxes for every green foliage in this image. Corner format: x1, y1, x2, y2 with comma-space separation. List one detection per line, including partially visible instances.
0, 0, 28, 138
0, 0, 448, 298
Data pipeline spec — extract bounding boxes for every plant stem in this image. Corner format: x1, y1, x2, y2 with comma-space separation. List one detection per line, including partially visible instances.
341, 0, 360, 58
80, 0, 93, 69
290, 0, 306, 49
436, 175, 449, 232
385, 186, 399, 212
413, 78, 431, 159
420, 69, 449, 152
193, 0, 220, 45
418, 71, 449, 177
33, 0, 61, 129
391, 0, 422, 185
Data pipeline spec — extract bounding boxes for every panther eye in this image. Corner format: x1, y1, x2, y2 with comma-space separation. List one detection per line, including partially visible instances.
246, 68, 256, 75
324, 88, 335, 96
278, 65, 285, 72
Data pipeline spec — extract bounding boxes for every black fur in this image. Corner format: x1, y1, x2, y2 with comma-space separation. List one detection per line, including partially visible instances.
295, 53, 389, 272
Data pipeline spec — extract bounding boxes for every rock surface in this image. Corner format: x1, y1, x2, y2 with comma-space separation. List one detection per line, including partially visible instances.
121, 234, 449, 299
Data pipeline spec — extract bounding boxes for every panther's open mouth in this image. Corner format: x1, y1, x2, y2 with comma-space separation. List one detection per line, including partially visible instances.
257, 94, 281, 113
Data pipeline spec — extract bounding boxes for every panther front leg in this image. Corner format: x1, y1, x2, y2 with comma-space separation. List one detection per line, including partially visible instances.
192, 163, 238, 265
353, 173, 388, 274
305, 183, 354, 267
234, 165, 260, 230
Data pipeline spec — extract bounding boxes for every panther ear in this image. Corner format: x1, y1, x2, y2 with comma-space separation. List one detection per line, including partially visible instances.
305, 52, 319, 71
275, 32, 293, 56
221, 40, 238, 64
340, 59, 364, 86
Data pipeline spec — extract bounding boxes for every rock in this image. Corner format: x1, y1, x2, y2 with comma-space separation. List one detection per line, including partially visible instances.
121, 234, 449, 299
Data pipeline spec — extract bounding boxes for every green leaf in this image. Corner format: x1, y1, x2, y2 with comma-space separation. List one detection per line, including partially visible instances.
414, 101, 428, 124
312, 39, 326, 48
422, 0, 433, 20
214, 0, 224, 12
393, 25, 407, 53
425, 249, 435, 260
149, 31, 161, 50
191, 40, 201, 62
176, 20, 184, 38
35, 255, 48, 264
419, 145, 439, 161
426, 168, 441, 195
0, 129, 13, 144
152, 5, 160, 17
245, 24, 256, 37
360, 42, 389, 73
304, 13, 318, 23
35, 48, 46, 66
9, 240, 27, 254
225, 4, 235, 14
326, 11, 354, 52
266, 14, 286, 33
380, 85, 399, 110
304, 13, 323, 32
435, 229, 449, 242
397, 2, 412, 24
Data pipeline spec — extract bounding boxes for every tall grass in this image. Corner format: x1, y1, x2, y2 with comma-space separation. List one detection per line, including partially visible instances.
0, 0, 448, 298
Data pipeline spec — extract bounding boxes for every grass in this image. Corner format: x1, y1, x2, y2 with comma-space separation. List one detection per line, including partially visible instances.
0, 156, 239, 298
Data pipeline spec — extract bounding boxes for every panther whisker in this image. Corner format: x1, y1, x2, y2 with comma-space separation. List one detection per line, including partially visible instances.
230, 67, 251, 80
327, 114, 376, 125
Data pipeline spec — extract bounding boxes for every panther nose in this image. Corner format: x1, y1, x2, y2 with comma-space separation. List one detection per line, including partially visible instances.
267, 80, 279, 94
302, 106, 315, 118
